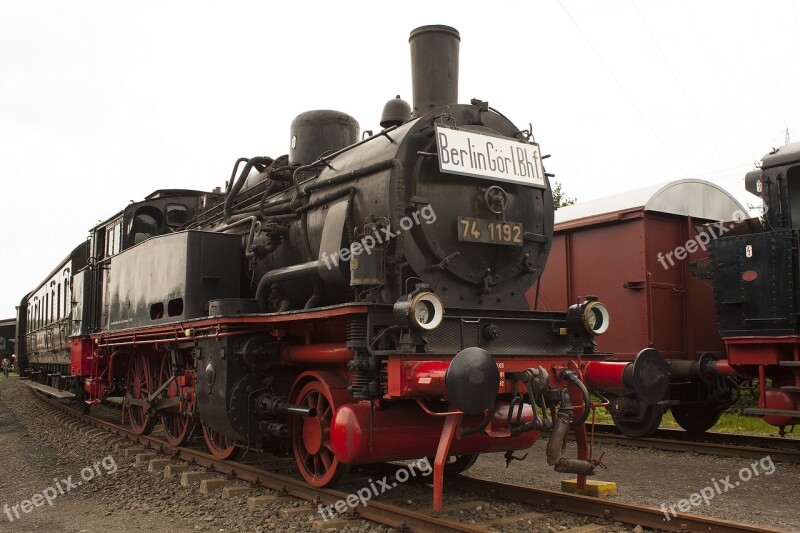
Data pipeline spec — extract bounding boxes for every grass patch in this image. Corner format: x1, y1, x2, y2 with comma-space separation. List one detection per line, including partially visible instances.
712, 412, 797, 437
588, 405, 798, 438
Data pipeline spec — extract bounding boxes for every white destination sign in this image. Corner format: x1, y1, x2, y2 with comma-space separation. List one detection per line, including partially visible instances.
435, 125, 546, 188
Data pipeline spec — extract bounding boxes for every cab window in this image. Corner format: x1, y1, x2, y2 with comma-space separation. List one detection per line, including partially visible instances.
104, 220, 123, 256
166, 204, 188, 227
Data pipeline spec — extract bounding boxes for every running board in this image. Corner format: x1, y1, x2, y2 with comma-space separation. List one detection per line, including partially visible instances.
26, 381, 76, 399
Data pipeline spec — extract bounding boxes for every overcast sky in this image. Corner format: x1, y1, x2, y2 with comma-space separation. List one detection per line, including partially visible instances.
2, 1, 799, 317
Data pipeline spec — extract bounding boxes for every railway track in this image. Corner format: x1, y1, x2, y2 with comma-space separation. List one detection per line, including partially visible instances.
27, 387, 788, 533
580, 424, 800, 464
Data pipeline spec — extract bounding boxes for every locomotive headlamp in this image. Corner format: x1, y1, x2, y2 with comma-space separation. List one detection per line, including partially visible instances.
583, 300, 610, 335
567, 296, 610, 336
393, 287, 445, 331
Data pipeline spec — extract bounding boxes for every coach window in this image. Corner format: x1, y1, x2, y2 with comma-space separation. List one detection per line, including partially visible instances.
788, 166, 800, 229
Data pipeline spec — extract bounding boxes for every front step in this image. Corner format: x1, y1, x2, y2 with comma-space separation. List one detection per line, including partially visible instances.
25, 381, 76, 399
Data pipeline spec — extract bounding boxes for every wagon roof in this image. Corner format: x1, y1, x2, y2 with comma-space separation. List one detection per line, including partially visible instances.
554, 179, 746, 228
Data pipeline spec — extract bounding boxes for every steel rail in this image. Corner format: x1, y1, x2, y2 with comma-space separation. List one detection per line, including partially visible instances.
580, 424, 800, 464
595, 423, 800, 448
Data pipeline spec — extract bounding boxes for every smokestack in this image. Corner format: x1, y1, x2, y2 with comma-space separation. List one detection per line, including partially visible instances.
409, 25, 460, 118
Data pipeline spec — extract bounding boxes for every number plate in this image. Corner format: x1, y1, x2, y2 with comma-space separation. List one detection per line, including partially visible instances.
457, 217, 523, 246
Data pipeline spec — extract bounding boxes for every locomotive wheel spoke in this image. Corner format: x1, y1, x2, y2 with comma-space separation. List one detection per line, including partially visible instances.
158, 354, 196, 446
292, 380, 350, 487
127, 353, 155, 435
320, 450, 333, 471
201, 423, 241, 461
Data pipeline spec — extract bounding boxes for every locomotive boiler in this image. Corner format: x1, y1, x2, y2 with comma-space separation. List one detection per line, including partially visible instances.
16, 25, 667, 508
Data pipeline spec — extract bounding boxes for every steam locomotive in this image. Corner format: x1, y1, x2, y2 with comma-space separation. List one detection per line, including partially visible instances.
15, 26, 666, 508
706, 143, 800, 434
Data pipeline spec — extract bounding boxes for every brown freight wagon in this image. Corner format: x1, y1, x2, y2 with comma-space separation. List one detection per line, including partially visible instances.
532, 179, 748, 436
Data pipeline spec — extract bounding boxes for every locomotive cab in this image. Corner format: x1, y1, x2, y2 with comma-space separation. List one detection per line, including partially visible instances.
757, 142, 800, 230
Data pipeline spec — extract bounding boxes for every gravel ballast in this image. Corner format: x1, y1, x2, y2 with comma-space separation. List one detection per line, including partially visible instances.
467, 429, 800, 531
0, 377, 390, 533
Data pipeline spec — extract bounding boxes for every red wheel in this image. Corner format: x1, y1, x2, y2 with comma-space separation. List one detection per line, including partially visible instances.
201, 423, 241, 460
292, 380, 350, 487
157, 355, 196, 446
127, 353, 155, 435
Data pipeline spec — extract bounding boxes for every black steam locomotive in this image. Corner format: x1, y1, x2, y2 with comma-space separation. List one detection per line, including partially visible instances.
16, 25, 663, 508
707, 142, 800, 432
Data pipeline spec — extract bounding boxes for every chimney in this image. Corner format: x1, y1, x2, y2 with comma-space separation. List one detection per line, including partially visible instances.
409, 25, 460, 118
